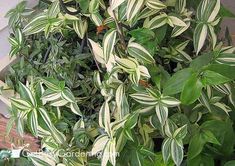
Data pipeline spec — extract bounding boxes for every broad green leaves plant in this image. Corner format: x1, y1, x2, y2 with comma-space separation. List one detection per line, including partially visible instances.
5, 0, 235, 166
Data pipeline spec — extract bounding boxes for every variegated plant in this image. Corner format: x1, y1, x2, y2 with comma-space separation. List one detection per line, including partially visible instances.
4, 0, 235, 166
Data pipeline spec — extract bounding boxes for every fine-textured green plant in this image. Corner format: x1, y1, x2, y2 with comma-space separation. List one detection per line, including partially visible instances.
4, 0, 235, 165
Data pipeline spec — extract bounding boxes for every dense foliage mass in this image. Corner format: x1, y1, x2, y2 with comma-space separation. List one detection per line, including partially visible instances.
4, 0, 235, 165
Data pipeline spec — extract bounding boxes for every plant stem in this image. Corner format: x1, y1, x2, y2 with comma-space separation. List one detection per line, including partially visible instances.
112, 11, 127, 49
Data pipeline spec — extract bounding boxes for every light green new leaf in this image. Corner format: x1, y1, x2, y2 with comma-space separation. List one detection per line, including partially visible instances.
181, 74, 204, 105
146, 0, 166, 10
128, 42, 154, 64
155, 104, 168, 125
127, 0, 144, 21
103, 29, 116, 63
171, 140, 184, 166
130, 92, 158, 105
194, 23, 208, 55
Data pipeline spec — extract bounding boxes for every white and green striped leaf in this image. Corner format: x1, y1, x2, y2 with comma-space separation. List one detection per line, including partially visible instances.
146, 0, 166, 10
162, 138, 172, 163
70, 103, 83, 116
139, 65, 151, 78
193, 23, 208, 55
99, 101, 111, 136
173, 125, 187, 140
130, 92, 158, 105
19, 82, 36, 106
155, 104, 168, 125
42, 89, 61, 102
103, 29, 116, 63
171, 140, 184, 166
61, 88, 76, 103
91, 134, 109, 155
216, 53, 235, 66
127, 0, 144, 21
23, 13, 48, 35
175, 0, 186, 13
161, 96, 181, 107
27, 109, 38, 137
28, 152, 56, 166
168, 16, 187, 27
11, 98, 32, 110
145, 13, 168, 29
73, 19, 88, 39
110, 0, 126, 10
116, 57, 138, 72
50, 99, 69, 107
128, 42, 154, 64
171, 19, 190, 37
88, 39, 105, 64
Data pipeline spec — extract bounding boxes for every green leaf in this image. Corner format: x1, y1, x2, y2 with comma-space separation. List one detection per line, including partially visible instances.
224, 161, 235, 166
163, 68, 194, 95
204, 64, 235, 79
188, 134, 205, 160
219, 5, 235, 18
161, 96, 181, 107
201, 70, 231, 86
190, 53, 213, 70
180, 74, 203, 105
201, 130, 221, 145
129, 28, 155, 43
128, 42, 154, 64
